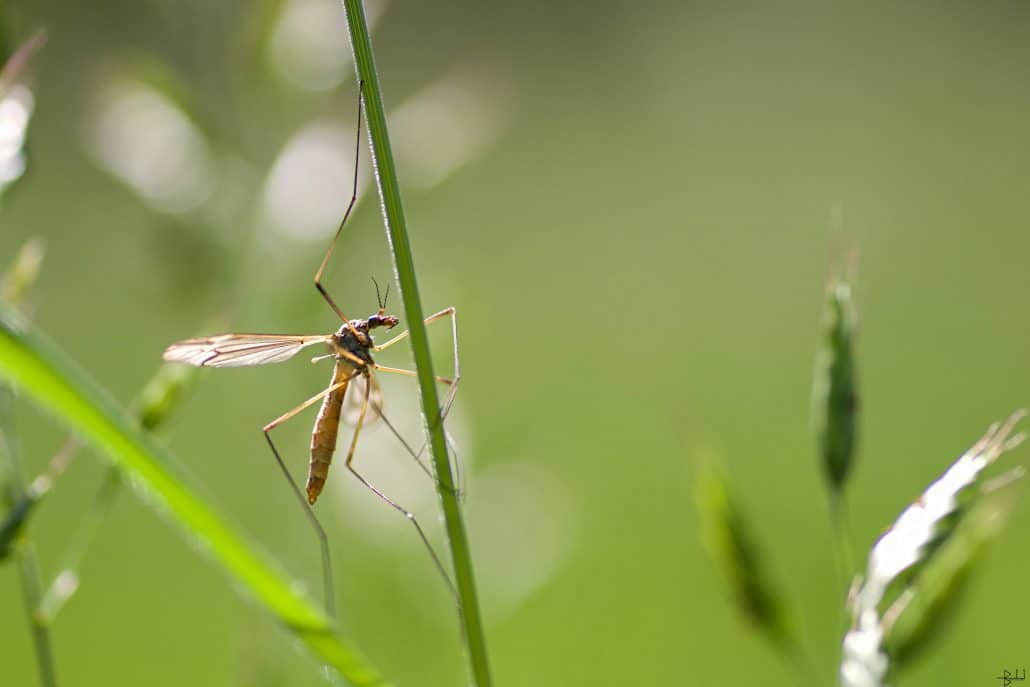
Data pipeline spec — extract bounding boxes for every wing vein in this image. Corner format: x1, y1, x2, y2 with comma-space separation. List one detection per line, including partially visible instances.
163, 334, 333, 368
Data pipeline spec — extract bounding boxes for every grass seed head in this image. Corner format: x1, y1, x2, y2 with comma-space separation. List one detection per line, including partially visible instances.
841, 413, 1026, 687
813, 278, 859, 495
695, 459, 797, 655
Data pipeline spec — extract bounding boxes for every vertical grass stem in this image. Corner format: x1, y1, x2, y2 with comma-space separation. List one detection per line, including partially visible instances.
338, 3, 492, 685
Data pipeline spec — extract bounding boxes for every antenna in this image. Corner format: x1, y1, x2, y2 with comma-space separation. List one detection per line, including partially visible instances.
371, 276, 384, 311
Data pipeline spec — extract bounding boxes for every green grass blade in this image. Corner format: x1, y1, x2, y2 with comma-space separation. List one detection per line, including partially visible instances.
35, 360, 197, 623
0, 308, 389, 687
339, 3, 492, 685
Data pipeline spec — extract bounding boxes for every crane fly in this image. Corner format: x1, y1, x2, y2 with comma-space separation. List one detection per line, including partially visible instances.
161, 82, 461, 617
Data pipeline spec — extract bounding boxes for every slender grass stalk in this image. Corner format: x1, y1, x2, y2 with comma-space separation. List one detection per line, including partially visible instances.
1, 388, 59, 687
35, 466, 119, 623
338, 3, 492, 684
16, 542, 58, 687
1, 240, 58, 687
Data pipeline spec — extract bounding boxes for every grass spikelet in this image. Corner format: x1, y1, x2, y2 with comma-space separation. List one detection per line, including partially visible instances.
881, 465, 1024, 666
0, 238, 45, 310
840, 412, 1026, 687
813, 277, 859, 499
135, 361, 197, 431
0, 29, 47, 94
696, 459, 798, 657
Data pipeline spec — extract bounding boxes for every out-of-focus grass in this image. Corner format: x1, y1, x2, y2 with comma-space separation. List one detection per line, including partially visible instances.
1, 238, 57, 687
0, 308, 389, 686
695, 458, 799, 659
813, 275, 859, 501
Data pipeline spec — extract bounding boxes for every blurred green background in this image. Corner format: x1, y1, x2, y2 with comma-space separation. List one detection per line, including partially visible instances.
4, 0, 1030, 685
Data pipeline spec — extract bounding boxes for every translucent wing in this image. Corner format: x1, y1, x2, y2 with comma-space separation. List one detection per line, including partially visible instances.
163, 334, 332, 368
343, 373, 384, 425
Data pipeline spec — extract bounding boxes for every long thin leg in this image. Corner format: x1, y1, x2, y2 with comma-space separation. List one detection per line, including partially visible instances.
363, 372, 437, 481
446, 428, 466, 502
374, 307, 463, 482
343, 376, 459, 600
372, 362, 462, 487
374, 307, 456, 355
262, 375, 356, 619
363, 380, 464, 499
373, 364, 454, 386
373, 306, 461, 431
355, 375, 463, 502
314, 81, 364, 338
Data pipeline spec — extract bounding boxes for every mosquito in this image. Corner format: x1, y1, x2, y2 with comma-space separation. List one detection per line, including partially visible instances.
161, 83, 461, 618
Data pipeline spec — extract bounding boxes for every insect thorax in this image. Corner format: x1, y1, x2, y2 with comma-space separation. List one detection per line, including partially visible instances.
332, 322, 374, 366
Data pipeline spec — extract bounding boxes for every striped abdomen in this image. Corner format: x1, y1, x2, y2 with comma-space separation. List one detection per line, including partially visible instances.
306, 360, 352, 504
